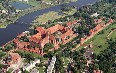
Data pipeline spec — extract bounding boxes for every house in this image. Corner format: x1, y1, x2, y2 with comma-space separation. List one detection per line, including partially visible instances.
94, 19, 102, 24
91, 12, 100, 17
19, 0, 29, 3
94, 70, 102, 73
23, 59, 40, 71
4, 53, 21, 68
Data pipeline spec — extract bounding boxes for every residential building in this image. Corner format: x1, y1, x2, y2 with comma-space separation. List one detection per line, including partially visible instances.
4, 53, 21, 68
94, 70, 102, 73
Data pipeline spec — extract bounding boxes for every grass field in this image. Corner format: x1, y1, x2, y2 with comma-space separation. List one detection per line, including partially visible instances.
109, 29, 116, 40
34, 11, 65, 23
61, 57, 70, 67
34, 9, 76, 24
77, 23, 116, 55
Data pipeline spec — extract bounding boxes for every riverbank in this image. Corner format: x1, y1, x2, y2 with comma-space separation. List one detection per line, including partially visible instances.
33, 9, 77, 24
0, 0, 78, 28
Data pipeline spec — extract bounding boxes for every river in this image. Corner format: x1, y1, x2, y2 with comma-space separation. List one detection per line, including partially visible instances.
0, 0, 98, 46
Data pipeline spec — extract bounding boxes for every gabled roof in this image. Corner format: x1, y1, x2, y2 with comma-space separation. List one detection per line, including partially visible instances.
29, 37, 40, 43
32, 33, 41, 39
8, 53, 21, 64
94, 19, 102, 24
49, 35, 55, 41
94, 24, 102, 31
46, 24, 63, 34
61, 29, 73, 39
94, 70, 101, 73
36, 27, 46, 34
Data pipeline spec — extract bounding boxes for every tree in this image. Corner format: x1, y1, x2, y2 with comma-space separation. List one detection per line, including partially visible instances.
73, 11, 81, 18
0, 64, 4, 69
55, 55, 64, 72
43, 43, 54, 53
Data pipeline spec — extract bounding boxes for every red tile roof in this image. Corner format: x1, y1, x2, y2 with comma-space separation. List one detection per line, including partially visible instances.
32, 33, 41, 39
94, 19, 102, 24
94, 70, 101, 73
94, 24, 102, 31
36, 27, 46, 34
40, 36, 49, 48
61, 29, 73, 40
67, 19, 81, 26
8, 53, 21, 65
46, 24, 63, 34
29, 37, 40, 43
49, 35, 55, 41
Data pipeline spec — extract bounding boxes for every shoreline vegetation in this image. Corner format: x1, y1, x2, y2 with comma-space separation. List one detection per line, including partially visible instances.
0, 0, 78, 28
32, 9, 77, 25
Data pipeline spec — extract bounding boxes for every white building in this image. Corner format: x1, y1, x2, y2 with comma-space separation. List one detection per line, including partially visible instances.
23, 59, 40, 71
91, 12, 100, 17
19, 0, 29, 3
47, 56, 56, 73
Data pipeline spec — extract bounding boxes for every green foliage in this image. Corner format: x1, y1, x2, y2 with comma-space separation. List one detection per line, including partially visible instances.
0, 50, 6, 59
55, 55, 64, 72
19, 35, 29, 42
22, 70, 30, 73
0, 64, 4, 69
3, 42, 15, 52
97, 40, 116, 73
16, 51, 36, 63
43, 43, 54, 52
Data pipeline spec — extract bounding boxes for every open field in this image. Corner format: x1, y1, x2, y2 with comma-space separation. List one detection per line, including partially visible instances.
109, 29, 116, 40
34, 9, 77, 24
11, 0, 40, 6
34, 11, 65, 23
77, 23, 116, 55
11, 0, 77, 7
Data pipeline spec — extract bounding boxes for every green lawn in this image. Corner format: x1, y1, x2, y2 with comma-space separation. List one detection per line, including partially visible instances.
34, 11, 65, 23
34, 8, 76, 24
109, 30, 116, 40
77, 23, 116, 55
11, 0, 40, 6
61, 57, 70, 67
38, 67, 45, 73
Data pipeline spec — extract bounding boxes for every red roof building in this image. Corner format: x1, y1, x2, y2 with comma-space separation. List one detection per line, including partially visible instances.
6, 53, 21, 66
94, 70, 102, 73
13, 20, 79, 55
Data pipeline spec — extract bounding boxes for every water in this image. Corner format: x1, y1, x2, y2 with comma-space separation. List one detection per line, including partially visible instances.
0, 0, 98, 46
9, 2, 31, 9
